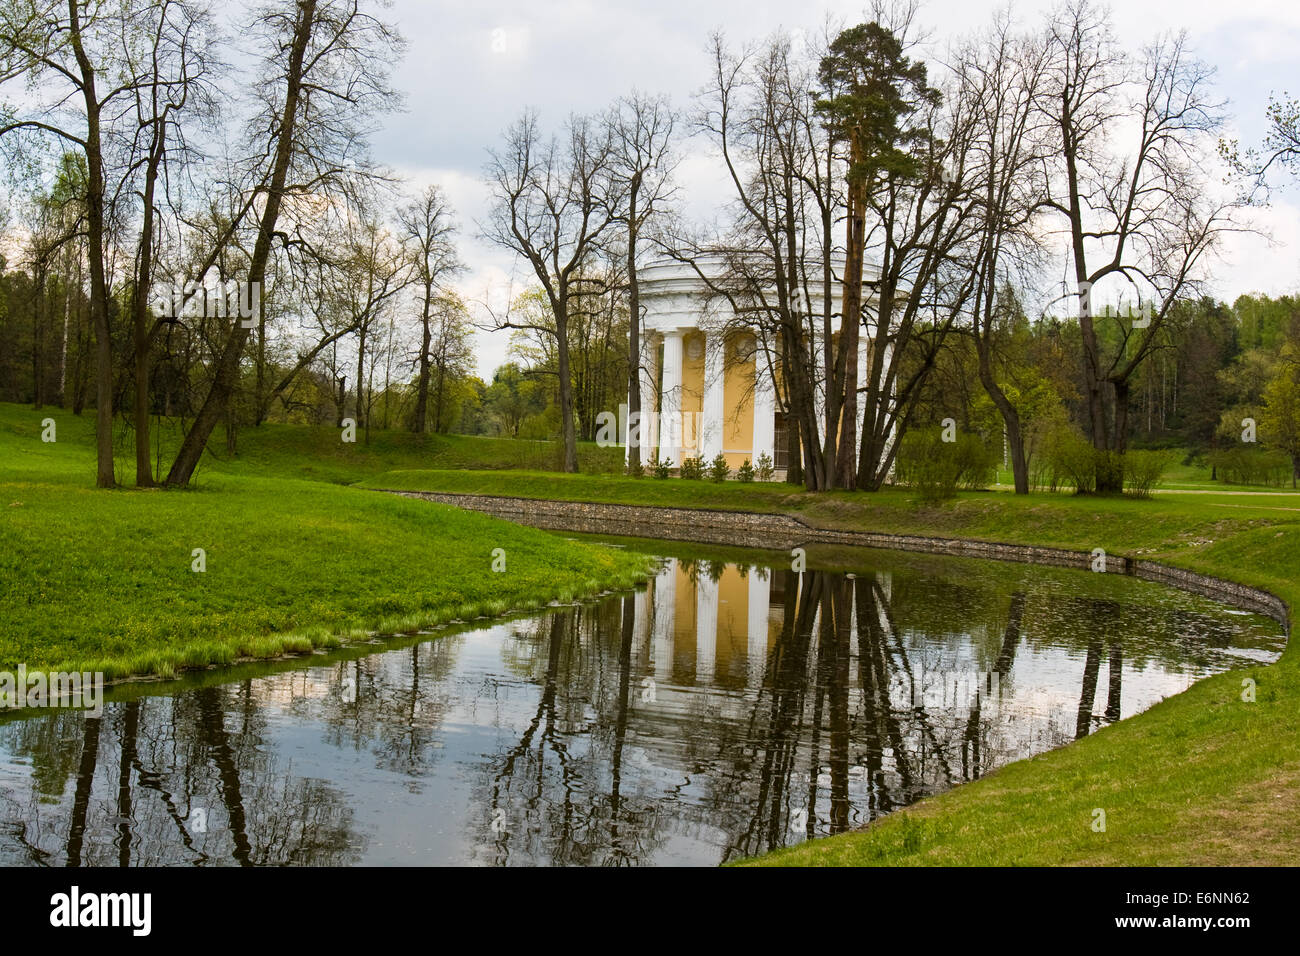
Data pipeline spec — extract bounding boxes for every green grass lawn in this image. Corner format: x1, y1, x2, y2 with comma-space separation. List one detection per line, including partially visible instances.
364, 467, 1300, 866
0, 405, 648, 679
5, 402, 1299, 866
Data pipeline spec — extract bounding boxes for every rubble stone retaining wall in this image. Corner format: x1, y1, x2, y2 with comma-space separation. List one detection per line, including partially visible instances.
384, 490, 1290, 627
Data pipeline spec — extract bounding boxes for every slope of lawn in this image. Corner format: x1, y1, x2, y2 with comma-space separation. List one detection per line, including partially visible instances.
208, 420, 625, 483
366, 467, 1300, 866
0, 405, 649, 679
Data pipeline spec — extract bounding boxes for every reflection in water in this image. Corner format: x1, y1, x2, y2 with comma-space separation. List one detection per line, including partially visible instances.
0, 552, 1286, 867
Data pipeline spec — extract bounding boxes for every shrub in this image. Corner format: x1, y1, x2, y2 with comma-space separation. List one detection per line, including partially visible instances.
895, 428, 997, 502
896, 431, 956, 502
736, 458, 756, 482
651, 454, 672, 479
755, 452, 775, 482
708, 453, 730, 482
1094, 449, 1123, 493
679, 456, 704, 480
1123, 449, 1173, 497
1046, 430, 1097, 494
1207, 446, 1293, 487
952, 433, 998, 489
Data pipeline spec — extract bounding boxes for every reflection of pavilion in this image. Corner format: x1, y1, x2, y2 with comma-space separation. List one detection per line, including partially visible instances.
633, 559, 895, 699
638, 559, 777, 692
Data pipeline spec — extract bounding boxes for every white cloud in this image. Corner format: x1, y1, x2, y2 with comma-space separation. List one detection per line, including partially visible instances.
380, 0, 1300, 378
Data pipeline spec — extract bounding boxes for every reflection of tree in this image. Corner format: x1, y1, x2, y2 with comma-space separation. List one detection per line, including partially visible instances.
1106, 639, 1123, 723
0, 684, 365, 866
1075, 600, 1125, 738
607, 595, 636, 864
719, 570, 819, 858
0, 552, 1268, 868
856, 576, 917, 817
965, 591, 1025, 782
196, 687, 252, 865
65, 715, 101, 866
1076, 640, 1103, 740
482, 605, 668, 866
117, 700, 139, 867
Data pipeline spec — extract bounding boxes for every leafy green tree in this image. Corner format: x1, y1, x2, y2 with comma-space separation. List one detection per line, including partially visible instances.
484, 362, 545, 438
1261, 345, 1300, 487
816, 20, 939, 487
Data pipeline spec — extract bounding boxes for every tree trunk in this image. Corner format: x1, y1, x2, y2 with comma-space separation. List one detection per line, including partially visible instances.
974, 314, 1029, 494
32, 266, 45, 410
836, 145, 865, 489
412, 280, 432, 432
1099, 379, 1129, 493
355, 323, 366, 429
69, 0, 115, 488
626, 189, 642, 467
555, 303, 579, 473
132, 137, 162, 487
164, 0, 318, 488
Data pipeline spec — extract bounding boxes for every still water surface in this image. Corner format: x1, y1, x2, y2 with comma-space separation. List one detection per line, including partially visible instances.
0, 545, 1286, 866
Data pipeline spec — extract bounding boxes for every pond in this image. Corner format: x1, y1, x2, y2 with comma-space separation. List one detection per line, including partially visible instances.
0, 543, 1286, 866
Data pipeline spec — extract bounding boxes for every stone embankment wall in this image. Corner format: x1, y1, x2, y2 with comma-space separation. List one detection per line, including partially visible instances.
385, 490, 1291, 627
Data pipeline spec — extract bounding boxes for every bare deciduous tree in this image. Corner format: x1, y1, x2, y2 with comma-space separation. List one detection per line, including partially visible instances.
165, 0, 401, 486
1039, 0, 1242, 491
483, 109, 623, 472
399, 183, 462, 434
609, 91, 676, 463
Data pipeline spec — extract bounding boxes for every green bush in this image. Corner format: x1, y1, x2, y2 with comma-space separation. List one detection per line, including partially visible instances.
708, 454, 730, 482
1123, 449, 1173, 498
895, 429, 996, 502
1045, 430, 1097, 494
651, 454, 672, 479
736, 459, 756, 482
1207, 446, 1293, 487
953, 434, 998, 490
680, 456, 704, 480
755, 452, 775, 482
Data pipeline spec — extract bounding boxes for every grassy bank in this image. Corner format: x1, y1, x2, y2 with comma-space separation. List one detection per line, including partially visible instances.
366, 467, 1300, 866
0, 406, 649, 679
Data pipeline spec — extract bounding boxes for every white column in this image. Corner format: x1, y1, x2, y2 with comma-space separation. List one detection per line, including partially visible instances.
696, 570, 718, 685
701, 332, 725, 461
747, 567, 771, 689
882, 341, 896, 479
632, 584, 651, 670
636, 333, 659, 467
653, 560, 677, 682
752, 342, 776, 469
810, 332, 825, 449
658, 330, 684, 466
856, 335, 869, 442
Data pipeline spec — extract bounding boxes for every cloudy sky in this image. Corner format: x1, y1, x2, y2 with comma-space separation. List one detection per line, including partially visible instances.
373, 0, 1300, 378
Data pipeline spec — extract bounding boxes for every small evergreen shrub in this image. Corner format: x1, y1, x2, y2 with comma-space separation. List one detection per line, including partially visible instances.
708, 454, 730, 482
680, 456, 704, 480
736, 459, 756, 482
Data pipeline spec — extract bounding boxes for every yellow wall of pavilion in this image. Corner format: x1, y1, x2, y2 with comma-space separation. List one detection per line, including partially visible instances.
680, 331, 705, 457
665, 562, 774, 685
722, 333, 756, 469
